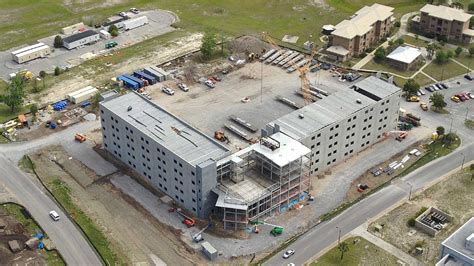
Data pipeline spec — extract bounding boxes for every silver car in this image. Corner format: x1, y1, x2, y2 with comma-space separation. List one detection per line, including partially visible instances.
282, 249, 295, 259
161, 87, 175, 95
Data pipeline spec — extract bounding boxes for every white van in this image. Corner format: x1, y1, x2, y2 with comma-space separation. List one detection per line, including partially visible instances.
49, 210, 60, 221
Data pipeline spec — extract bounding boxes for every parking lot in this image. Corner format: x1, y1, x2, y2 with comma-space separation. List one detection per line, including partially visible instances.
144, 61, 351, 149
0, 10, 177, 80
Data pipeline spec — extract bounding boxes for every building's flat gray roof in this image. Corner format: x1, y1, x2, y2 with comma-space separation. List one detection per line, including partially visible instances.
270, 76, 400, 140
442, 217, 474, 261
351, 75, 401, 100
101, 92, 230, 165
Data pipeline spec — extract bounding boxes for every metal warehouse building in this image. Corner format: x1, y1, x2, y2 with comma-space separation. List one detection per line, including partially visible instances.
100, 93, 231, 219
267, 76, 402, 175
62, 30, 100, 50
11, 43, 51, 64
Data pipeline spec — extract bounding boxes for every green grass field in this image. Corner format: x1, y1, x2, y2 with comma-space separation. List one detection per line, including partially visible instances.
362, 59, 417, 77
312, 237, 399, 266
423, 60, 468, 81
0, 0, 425, 51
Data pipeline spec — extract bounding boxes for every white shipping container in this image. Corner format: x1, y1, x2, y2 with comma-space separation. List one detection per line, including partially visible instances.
70, 87, 99, 104
12, 44, 51, 64
67, 86, 95, 101
123, 16, 148, 30
99, 30, 111, 39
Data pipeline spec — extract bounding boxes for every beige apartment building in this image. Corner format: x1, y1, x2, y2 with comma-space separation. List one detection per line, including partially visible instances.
326, 3, 394, 61
412, 4, 474, 44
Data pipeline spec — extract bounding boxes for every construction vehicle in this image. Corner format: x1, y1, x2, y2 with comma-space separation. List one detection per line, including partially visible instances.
105, 41, 118, 49
407, 95, 420, 102
16, 69, 33, 80
214, 131, 230, 143
252, 220, 284, 236
420, 102, 428, 111
383, 131, 408, 141
75, 133, 87, 143
192, 223, 212, 243
169, 208, 195, 227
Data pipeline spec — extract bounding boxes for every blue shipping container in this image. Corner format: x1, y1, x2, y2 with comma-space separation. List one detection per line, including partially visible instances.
123, 74, 144, 88
117, 75, 139, 90
133, 71, 157, 85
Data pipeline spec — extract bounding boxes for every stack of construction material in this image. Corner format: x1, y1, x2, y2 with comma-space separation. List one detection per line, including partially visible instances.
53, 101, 68, 111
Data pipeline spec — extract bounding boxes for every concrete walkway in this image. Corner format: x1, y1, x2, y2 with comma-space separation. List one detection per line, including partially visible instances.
352, 225, 423, 266
451, 57, 473, 72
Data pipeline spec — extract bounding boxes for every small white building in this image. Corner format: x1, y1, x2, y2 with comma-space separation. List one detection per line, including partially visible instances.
386, 46, 422, 70
99, 30, 111, 40
66, 86, 98, 104
11, 43, 51, 64
62, 30, 100, 50
437, 217, 474, 266
61, 22, 85, 35
123, 16, 148, 30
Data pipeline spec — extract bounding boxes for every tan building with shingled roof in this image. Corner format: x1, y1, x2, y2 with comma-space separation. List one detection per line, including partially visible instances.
326, 3, 395, 62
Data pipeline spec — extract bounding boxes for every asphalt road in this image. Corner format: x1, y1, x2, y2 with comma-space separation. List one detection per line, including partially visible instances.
265, 143, 474, 266
0, 154, 102, 265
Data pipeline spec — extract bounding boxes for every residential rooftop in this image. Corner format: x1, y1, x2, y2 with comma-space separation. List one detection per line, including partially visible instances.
332, 3, 394, 39
63, 30, 98, 44
269, 76, 401, 140
101, 92, 231, 165
386, 46, 422, 64
420, 4, 472, 22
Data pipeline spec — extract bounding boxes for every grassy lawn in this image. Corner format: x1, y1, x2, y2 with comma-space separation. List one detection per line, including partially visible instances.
48, 178, 122, 265
362, 59, 417, 77
452, 52, 474, 70
312, 237, 400, 266
0, 203, 65, 266
465, 119, 474, 130
371, 167, 474, 264
0, 0, 426, 52
0, 104, 30, 123
412, 72, 434, 86
399, 135, 461, 176
402, 35, 429, 48
423, 60, 468, 81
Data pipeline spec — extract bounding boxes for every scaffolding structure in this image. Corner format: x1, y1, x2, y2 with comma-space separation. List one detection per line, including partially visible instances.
215, 135, 310, 230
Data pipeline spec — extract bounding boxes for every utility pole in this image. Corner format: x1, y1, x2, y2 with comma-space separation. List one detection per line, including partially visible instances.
408, 183, 413, 201
336, 226, 341, 245
461, 153, 465, 169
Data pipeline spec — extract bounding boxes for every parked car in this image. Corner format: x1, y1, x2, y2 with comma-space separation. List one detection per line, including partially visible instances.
419, 89, 425, 96
161, 87, 175, 95
435, 84, 443, 90
130, 8, 139, 14
118, 11, 127, 17
467, 92, 474, 99
464, 74, 473, 81
432, 85, 439, 91
141, 92, 152, 100
49, 210, 60, 221
420, 102, 428, 111
416, 91, 421, 96
282, 249, 295, 259
460, 93, 470, 101
204, 80, 215, 88
451, 95, 460, 102
440, 83, 448, 89
177, 83, 189, 92
425, 86, 433, 92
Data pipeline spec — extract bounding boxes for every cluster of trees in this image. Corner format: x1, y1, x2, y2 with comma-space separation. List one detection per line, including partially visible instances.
200, 31, 217, 60
54, 35, 63, 48
108, 25, 119, 37
435, 50, 453, 64
429, 92, 447, 111
402, 79, 420, 97
0, 76, 25, 112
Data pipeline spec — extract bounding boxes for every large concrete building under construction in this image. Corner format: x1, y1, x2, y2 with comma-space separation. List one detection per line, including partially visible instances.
100, 76, 401, 229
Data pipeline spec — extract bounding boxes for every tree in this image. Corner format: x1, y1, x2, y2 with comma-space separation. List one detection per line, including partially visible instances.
426, 44, 436, 58
39, 70, 46, 89
91, 92, 101, 110
338, 241, 349, 261
54, 67, 61, 76
470, 17, 474, 28
447, 50, 454, 58
397, 38, 405, 45
108, 25, 119, 37
374, 47, 386, 62
444, 132, 457, 145
469, 46, 474, 57
469, 3, 474, 11
403, 79, 420, 97
429, 92, 447, 111
435, 50, 448, 64
394, 21, 401, 27
54, 35, 63, 48
1, 76, 25, 112
200, 31, 217, 60
470, 163, 474, 171
452, 2, 464, 9
30, 104, 38, 115
436, 126, 445, 136
455, 46, 463, 57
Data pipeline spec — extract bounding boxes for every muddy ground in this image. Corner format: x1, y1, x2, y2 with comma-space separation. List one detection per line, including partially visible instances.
29, 146, 203, 265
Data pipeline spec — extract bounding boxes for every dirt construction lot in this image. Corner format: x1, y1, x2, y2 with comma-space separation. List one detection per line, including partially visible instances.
28, 146, 202, 265
369, 168, 474, 265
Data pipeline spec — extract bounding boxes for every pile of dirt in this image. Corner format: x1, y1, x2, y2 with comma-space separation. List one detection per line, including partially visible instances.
228, 35, 272, 55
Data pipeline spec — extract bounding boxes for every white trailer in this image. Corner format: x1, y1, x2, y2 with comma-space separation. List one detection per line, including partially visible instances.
123, 16, 148, 30
11, 43, 51, 64
99, 30, 111, 40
